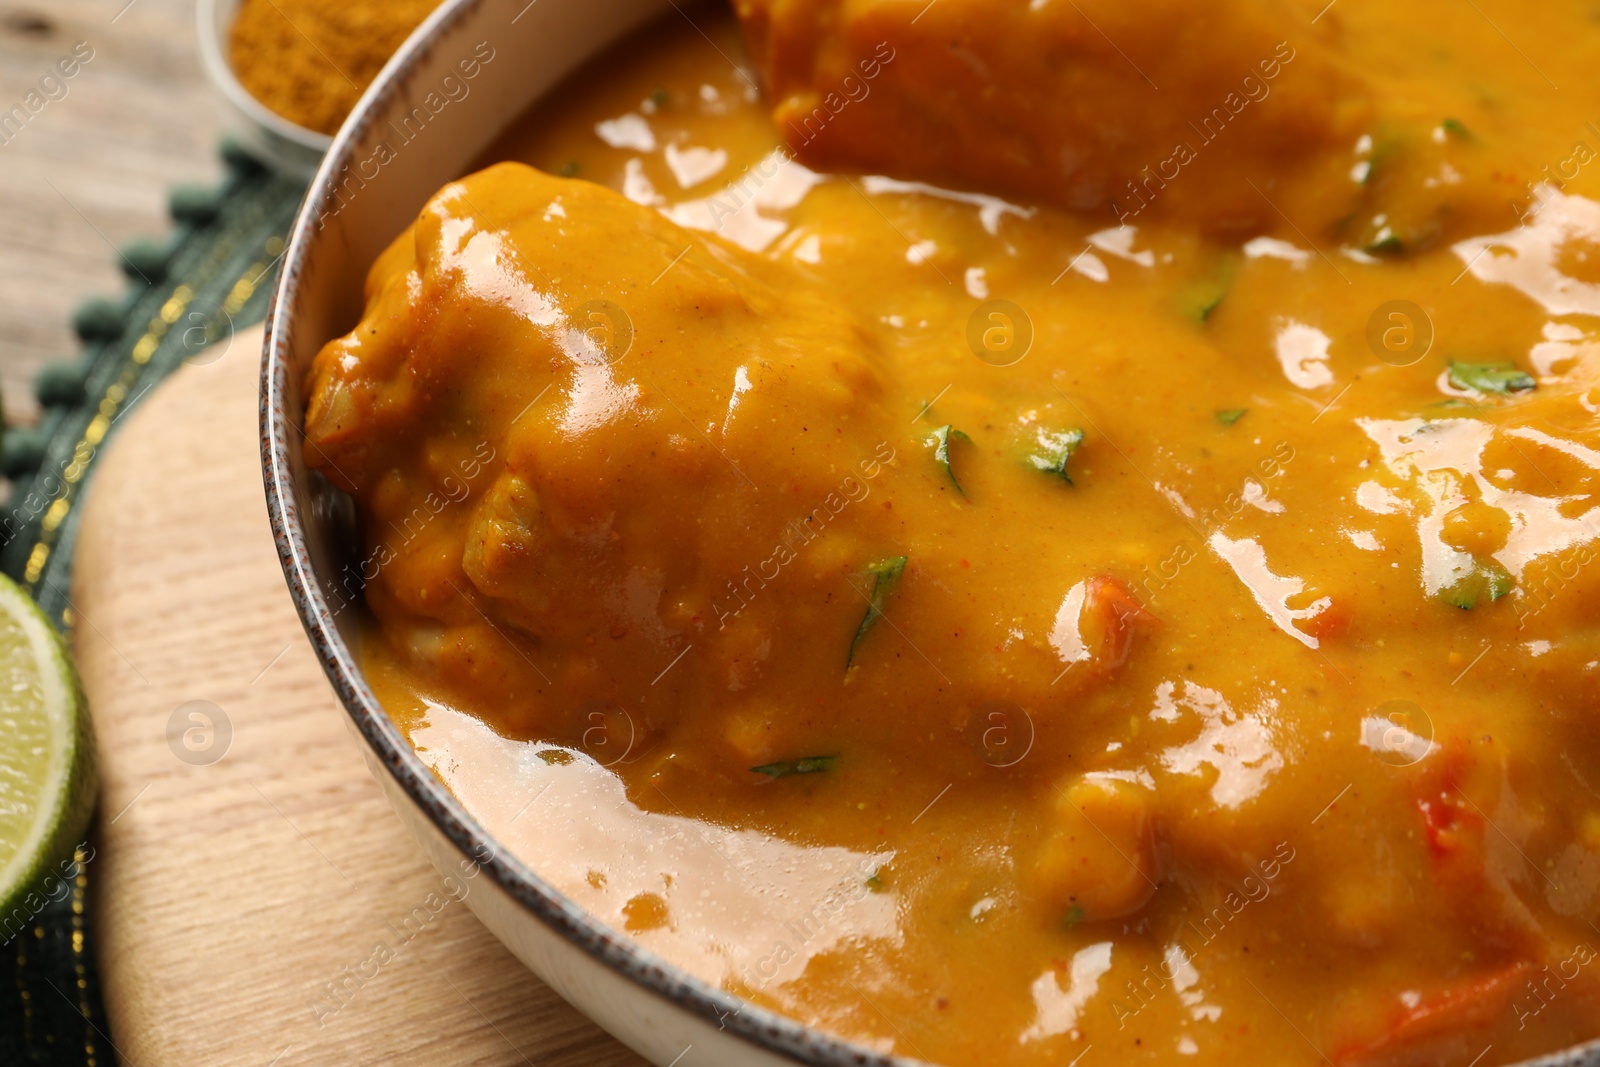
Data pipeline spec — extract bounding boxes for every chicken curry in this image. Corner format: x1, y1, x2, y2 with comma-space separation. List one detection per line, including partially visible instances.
303, 3, 1600, 1064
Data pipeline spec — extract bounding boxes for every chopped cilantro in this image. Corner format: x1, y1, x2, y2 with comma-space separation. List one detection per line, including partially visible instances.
1365, 230, 1404, 255
1361, 135, 1402, 186
1184, 284, 1229, 321
1439, 559, 1514, 609
1441, 118, 1472, 140
847, 556, 908, 667
1176, 263, 1237, 322
536, 749, 574, 765
1201, 291, 1226, 319
1448, 360, 1535, 395
926, 424, 971, 495
1216, 408, 1248, 427
1062, 904, 1086, 928
1026, 427, 1086, 484
752, 755, 838, 778
558, 160, 580, 178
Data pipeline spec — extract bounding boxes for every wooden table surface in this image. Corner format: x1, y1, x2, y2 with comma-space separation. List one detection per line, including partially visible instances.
0, 0, 224, 427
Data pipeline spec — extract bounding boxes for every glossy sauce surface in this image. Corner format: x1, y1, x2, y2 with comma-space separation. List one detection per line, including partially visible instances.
307, 6, 1600, 1065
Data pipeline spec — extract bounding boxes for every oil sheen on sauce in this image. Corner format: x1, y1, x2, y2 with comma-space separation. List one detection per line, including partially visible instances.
309, 6, 1600, 1066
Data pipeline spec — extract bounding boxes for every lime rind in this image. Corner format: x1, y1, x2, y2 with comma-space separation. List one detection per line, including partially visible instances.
0, 573, 96, 940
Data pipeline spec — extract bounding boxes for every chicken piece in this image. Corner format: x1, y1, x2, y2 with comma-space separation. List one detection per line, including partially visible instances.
733, 0, 1362, 232
732, 0, 1515, 246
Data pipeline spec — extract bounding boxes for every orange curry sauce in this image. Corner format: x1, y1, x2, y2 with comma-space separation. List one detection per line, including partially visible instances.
304, 4, 1600, 1064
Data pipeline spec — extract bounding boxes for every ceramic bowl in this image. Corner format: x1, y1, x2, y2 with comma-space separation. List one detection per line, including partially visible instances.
260, 0, 915, 1063
196, 0, 333, 176
259, 1, 1600, 1065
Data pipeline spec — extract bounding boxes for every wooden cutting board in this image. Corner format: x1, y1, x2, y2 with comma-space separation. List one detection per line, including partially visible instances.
71, 324, 647, 1067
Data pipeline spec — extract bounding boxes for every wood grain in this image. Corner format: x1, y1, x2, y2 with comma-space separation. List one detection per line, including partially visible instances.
0, 0, 226, 426
71, 324, 646, 1067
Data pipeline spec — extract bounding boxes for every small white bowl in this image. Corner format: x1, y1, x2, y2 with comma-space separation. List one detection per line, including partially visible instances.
195, 0, 333, 177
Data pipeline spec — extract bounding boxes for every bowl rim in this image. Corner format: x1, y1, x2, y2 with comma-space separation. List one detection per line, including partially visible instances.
196, 0, 337, 152
258, 1, 918, 1064
258, 4, 1600, 1067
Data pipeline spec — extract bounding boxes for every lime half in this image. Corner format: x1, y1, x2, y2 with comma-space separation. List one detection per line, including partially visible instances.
0, 573, 95, 935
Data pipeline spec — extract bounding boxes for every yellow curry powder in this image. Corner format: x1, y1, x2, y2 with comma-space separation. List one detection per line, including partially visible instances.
227, 0, 439, 135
